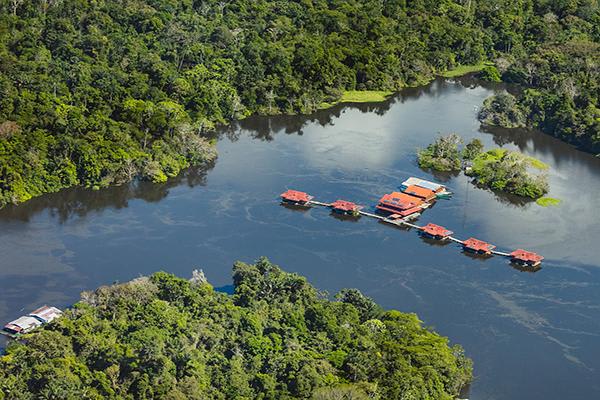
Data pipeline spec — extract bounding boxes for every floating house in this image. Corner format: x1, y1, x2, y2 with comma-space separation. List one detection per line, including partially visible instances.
462, 237, 496, 255
280, 189, 314, 205
420, 223, 453, 240
401, 177, 452, 198
403, 185, 437, 202
2, 305, 63, 337
510, 249, 544, 267
330, 200, 362, 216
376, 192, 424, 215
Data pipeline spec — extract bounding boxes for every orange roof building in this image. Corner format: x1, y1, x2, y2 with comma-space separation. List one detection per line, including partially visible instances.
280, 190, 313, 205
420, 223, 453, 239
403, 185, 437, 202
376, 192, 424, 214
510, 249, 544, 266
462, 237, 496, 254
330, 200, 362, 214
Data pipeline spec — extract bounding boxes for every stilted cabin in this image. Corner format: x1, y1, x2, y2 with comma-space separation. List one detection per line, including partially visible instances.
510, 249, 544, 267
420, 223, 453, 240
403, 185, 437, 202
462, 237, 496, 255
330, 200, 362, 216
280, 189, 314, 206
376, 192, 424, 214
401, 177, 452, 199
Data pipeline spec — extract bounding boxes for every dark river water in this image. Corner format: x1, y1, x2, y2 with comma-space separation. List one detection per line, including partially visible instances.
1, 77, 599, 399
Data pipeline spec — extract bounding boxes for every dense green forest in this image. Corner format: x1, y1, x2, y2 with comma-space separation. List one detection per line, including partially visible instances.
0, 0, 598, 207
0, 258, 472, 399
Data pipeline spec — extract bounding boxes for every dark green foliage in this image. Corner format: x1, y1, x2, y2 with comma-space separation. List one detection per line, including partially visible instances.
462, 138, 484, 161
478, 92, 527, 128
0, 258, 472, 399
417, 133, 463, 171
1, 0, 597, 206
0, 0, 493, 208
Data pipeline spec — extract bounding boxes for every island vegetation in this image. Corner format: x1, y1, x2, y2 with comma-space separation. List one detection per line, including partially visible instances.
417, 133, 464, 172
0, 258, 472, 399
0, 0, 597, 207
418, 134, 549, 199
466, 148, 549, 199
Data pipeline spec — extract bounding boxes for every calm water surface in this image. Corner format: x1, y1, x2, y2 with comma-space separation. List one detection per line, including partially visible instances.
1, 77, 599, 399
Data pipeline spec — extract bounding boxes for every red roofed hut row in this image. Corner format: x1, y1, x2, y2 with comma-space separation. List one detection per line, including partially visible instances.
280, 189, 314, 205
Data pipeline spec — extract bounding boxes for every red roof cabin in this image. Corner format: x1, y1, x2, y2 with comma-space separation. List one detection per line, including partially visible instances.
330, 200, 362, 216
376, 192, 424, 214
280, 189, 314, 205
403, 185, 437, 202
462, 237, 496, 255
420, 223, 453, 240
510, 249, 544, 267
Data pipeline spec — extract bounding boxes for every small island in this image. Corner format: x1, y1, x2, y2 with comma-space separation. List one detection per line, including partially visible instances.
418, 134, 550, 199
0, 258, 472, 399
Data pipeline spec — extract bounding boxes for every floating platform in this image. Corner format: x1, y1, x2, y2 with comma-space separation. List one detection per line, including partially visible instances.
279, 184, 543, 267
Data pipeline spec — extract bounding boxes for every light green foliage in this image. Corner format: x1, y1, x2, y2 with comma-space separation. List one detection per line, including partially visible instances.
319, 91, 393, 109
0, 258, 472, 399
478, 65, 502, 82
536, 197, 561, 207
441, 62, 493, 78
418, 133, 463, 171
467, 149, 549, 199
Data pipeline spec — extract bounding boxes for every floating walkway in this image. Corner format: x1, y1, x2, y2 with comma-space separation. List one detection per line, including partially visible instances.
280, 187, 543, 268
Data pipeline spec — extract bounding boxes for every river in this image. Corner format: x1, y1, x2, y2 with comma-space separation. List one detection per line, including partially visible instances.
1, 77, 599, 399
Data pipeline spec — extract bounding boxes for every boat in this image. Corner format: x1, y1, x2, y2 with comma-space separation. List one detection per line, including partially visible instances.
401, 177, 452, 199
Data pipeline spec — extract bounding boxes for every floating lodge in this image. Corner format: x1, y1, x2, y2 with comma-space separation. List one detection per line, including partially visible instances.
280, 176, 543, 268
2, 305, 62, 338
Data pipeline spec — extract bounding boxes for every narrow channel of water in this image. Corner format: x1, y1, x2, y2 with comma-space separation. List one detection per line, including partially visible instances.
1, 77, 599, 399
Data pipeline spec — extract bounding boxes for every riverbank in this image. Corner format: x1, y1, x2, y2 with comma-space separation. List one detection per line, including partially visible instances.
0, 259, 473, 399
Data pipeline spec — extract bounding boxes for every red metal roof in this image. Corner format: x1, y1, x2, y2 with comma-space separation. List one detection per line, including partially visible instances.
403, 185, 436, 200
463, 237, 496, 252
510, 249, 544, 262
398, 206, 422, 217
420, 223, 453, 237
330, 200, 361, 212
378, 192, 424, 211
281, 189, 313, 203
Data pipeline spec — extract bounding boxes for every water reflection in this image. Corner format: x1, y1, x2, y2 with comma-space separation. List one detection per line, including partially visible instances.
0, 162, 214, 224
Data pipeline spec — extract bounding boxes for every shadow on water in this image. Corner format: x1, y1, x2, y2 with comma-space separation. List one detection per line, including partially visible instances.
330, 212, 361, 223
418, 236, 453, 248
280, 203, 312, 213
480, 124, 600, 173
0, 161, 215, 224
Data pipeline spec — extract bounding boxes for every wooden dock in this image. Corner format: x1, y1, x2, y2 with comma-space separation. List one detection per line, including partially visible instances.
306, 199, 515, 260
